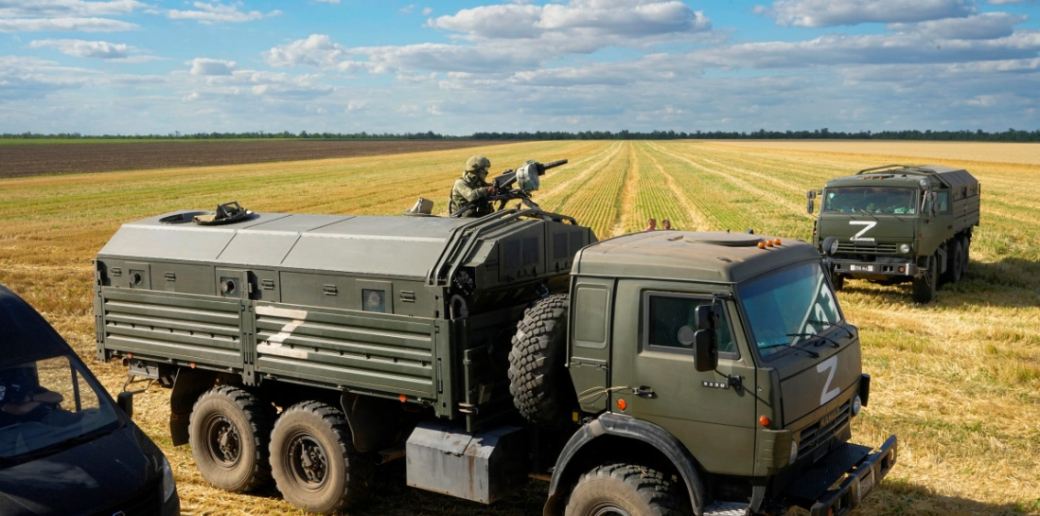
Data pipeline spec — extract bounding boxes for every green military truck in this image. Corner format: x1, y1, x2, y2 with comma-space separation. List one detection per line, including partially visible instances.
808, 164, 980, 303
94, 179, 895, 515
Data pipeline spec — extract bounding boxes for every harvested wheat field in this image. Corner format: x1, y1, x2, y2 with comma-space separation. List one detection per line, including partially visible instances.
0, 139, 1037, 515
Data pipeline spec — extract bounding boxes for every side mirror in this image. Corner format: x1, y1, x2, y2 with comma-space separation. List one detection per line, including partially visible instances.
694, 305, 715, 331
694, 330, 718, 372
929, 192, 938, 216
807, 199, 814, 214
117, 391, 134, 419
806, 190, 816, 200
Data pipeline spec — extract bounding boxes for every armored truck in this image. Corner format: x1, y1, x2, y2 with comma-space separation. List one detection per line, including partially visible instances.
94, 198, 895, 515
808, 164, 980, 303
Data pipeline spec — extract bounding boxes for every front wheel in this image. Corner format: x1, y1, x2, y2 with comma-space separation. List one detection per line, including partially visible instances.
912, 255, 938, 304
564, 464, 690, 516
269, 401, 373, 515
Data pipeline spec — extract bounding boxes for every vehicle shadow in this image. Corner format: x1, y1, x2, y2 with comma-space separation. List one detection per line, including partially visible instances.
842, 478, 1039, 516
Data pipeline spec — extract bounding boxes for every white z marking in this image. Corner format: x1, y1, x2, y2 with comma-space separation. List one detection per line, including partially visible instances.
817, 356, 840, 406
849, 221, 877, 242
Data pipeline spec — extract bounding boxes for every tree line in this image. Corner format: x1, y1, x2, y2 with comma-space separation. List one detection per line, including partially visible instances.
3, 128, 1039, 142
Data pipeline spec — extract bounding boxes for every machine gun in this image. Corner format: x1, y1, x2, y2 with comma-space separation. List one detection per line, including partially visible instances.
450, 159, 568, 218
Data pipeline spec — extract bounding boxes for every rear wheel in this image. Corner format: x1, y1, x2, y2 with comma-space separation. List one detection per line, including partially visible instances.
270, 401, 373, 515
189, 385, 274, 492
565, 463, 690, 516
912, 255, 938, 304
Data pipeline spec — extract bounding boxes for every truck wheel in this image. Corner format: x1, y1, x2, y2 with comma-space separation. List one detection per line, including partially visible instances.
189, 385, 274, 492
565, 463, 690, 516
959, 236, 970, 276
912, 255, 938, 304
831, 271, 844, 292
269, 401, 373, 515
943, 240, 963, 284
508, 293, 575, 425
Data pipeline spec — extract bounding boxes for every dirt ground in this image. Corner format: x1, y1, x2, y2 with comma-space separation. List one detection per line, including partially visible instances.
0, 140, 501, 178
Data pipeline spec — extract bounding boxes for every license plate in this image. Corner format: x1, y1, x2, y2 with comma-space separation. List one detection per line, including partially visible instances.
849, 264, 875, 272
858, 468, 875, 502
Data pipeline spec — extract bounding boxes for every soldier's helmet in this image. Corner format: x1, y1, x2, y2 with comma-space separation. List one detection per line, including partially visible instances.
465, 155, 491, 174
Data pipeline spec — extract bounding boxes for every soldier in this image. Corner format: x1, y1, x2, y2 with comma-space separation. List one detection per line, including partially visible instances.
450, 155, 497, 217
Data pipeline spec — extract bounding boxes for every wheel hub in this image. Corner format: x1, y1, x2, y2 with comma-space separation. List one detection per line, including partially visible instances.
206, 415, 241, 466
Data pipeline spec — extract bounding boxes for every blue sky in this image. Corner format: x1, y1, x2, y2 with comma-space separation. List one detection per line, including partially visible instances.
1, 0, 1038, 135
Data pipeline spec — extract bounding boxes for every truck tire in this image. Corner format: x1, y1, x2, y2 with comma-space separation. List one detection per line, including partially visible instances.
564, 463, 691, 516
831, 271, 844, 292
912, 255, 938, 304
269, 401, 373, 515
189, 385, 274, 493
959, 236, 970, 277
508, 293, 575, 425
943, 240, 963, 284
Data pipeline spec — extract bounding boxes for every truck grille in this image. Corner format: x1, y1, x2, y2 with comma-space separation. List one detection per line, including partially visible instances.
797, 400, 851, 460
836, 242, 898, 255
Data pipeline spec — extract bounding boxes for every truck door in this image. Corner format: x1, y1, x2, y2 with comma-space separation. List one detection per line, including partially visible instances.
609, 280, 758, 476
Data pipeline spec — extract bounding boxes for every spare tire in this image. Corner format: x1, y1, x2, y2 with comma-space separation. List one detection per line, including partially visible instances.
508, 293, 575, 425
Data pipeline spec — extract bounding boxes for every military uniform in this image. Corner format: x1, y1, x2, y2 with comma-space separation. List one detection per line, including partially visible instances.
450, 155, 495, 217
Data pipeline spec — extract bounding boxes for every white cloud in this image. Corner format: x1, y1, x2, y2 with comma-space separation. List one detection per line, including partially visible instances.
428, 0, 710, 41
0, 0, 145, 17
29, 39, 138, 60
889, 12, 1027, 40
0, 17, 137, 32
400, 4, 415, 15
264, 34, 349, 68
189, 57, 236, 75
422, 7, 433, 16
167, 1, 272, 24
965, 95, 997, 106
755, 0, 975, 27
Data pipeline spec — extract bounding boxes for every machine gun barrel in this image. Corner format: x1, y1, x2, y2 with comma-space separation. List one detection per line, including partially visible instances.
539, 159, 567, 174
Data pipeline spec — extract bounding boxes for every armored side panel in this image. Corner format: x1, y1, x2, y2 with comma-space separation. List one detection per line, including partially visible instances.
95, 208, 595, 424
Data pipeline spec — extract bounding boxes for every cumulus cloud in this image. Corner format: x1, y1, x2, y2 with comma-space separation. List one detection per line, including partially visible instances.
0, 17, 137, 32
167, 1, 275, 24
755, 0, 975, 27
889, 12, 1027, 40
428, 0, 710, 40
189, 57, 236, 75
0, 0, 145, 18
30, 38, 129, 59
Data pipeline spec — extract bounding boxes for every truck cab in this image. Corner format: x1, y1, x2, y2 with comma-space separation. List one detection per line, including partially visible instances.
809, 164, 980, 303
550, 231, 895, 516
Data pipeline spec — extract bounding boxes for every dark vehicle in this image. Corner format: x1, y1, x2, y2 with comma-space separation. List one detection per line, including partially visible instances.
0, 285, 179, 516
94, 160, 895, 516
808, 164, 980, 303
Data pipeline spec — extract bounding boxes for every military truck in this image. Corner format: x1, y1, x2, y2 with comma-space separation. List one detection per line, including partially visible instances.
808, 164, 980, 303
93, 164, 896, 516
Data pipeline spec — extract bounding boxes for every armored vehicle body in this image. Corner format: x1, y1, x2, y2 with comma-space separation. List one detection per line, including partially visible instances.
809, 164, 980, 303
96, 192, 895, 515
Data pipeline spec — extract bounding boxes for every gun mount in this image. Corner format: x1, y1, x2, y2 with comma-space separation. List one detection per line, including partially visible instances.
451, 159, 568, 218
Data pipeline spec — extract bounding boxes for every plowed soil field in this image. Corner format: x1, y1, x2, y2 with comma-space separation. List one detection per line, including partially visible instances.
0, 140, 500, 178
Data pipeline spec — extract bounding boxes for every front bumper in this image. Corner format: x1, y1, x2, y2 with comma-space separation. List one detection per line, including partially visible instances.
832, 259, 916, 277
795, 435, 898, 516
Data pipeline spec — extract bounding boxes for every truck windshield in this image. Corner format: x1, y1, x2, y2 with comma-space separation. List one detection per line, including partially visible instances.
823, 187, 918, 215
738, 262, 842, 358
0, 355, 121, 465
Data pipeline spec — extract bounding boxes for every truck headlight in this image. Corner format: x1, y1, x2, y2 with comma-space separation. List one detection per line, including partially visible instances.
899, 244, 911, 254
161, 456, 176, 502
852, 395, 863, 416
790, 440, 799, 464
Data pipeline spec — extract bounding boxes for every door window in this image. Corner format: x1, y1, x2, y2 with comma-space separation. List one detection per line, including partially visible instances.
642, 293, 736, 356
